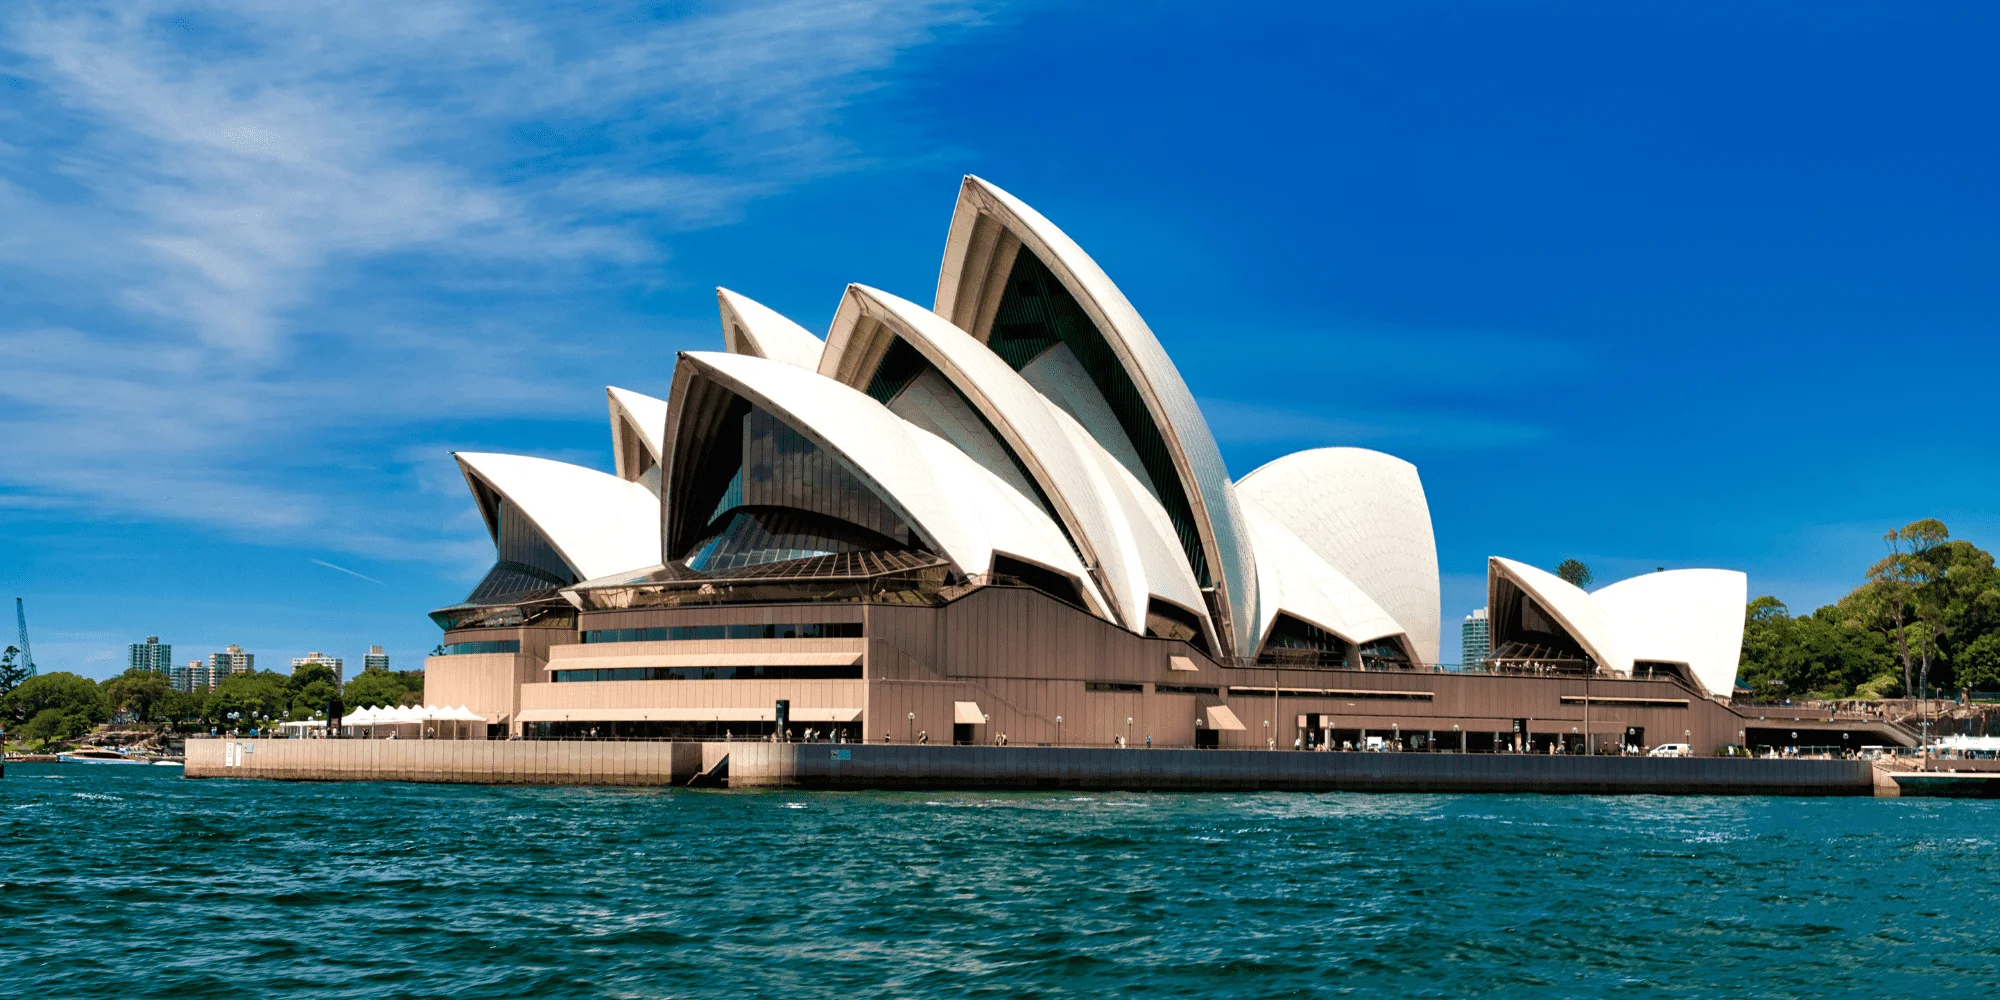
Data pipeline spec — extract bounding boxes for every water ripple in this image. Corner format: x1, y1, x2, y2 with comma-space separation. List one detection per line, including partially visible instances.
3, 765, 1998, 998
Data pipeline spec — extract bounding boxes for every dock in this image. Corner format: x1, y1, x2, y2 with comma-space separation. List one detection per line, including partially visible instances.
185, 739, 1875, 795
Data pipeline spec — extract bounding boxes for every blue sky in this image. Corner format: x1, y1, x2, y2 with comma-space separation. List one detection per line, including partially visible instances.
2, 2, 1995, 679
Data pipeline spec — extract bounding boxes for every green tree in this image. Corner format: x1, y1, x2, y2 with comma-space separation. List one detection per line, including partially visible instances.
289, 662, 338, 692
289, 680, 339, 721
204, 670, 291, 728
1555, 559, 1593, 588
156, 688, 206, 731
18, 707, 96, 749
343, 668, 409, 709
1, 672, 111, 730
395, 669, 425, 705
1957, 631, 2000, 694
102, 668, 171, 723
0, 645, 26, 697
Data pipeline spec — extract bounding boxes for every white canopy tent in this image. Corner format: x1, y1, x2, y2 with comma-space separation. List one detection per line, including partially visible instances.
341, 704, 487, 740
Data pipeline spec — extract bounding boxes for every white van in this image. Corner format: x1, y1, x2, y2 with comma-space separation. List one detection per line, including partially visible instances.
1648, 743, 1691, 758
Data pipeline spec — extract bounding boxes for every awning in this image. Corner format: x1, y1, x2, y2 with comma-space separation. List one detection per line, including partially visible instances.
342, 704, 486, 725
544, 651, 862, 670
1205, 705, 1247, 731
1168, 656, 1198, 672
953, 701, 987, 725
515, 707, 862, 723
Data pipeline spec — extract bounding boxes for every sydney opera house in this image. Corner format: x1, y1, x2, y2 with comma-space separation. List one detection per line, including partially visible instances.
425, 177, 1908, 755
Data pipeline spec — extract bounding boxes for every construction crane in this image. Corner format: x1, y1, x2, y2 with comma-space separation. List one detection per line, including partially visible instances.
14, 598, 35, 679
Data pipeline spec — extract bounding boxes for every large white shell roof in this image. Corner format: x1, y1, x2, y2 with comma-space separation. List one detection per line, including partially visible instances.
821, 283, 1168, 635
933, 175, 1260, 660
666, 350, 1104, 615
453, 452, 662, 582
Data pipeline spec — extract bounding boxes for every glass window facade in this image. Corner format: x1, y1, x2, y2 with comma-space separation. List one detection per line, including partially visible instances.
686, 507, 907, 573
441, 640, 521, 655
583, 622, 863, 643
1254, 614, 1350, 668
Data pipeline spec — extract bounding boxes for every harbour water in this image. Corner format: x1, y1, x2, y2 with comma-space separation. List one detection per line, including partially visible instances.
3, 764, 1995, 998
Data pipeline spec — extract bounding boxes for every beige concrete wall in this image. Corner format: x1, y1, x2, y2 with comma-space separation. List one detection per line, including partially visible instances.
424, 653, 538, 727
185, 738, 704, 785
520, 678, 866, 713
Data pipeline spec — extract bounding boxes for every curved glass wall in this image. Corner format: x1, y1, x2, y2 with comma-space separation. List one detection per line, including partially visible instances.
685, 506, 908, 573
1254, 613, 1350, 668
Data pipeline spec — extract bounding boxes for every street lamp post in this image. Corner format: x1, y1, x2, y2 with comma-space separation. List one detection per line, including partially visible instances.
1126, 716, 1134, 748
1262, 718, 1270, 750
1453, 723, 1461, 754
907, 712, 915, 744
1055, 715, 1063, 746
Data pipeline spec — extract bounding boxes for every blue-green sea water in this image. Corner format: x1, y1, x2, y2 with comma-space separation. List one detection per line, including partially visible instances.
3, 764, 1997, 999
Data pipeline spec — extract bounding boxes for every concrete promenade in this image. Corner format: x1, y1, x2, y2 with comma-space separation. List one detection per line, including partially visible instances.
186, 739, 1873, 795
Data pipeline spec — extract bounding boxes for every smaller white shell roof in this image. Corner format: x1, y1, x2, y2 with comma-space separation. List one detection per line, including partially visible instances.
1489, 557, 1631, 675
1243, 498, 1407, 651
454, 452, 663, 582
1593, 569, 1748, 697
717, 288, 825, 370
674, 351, 1104, 616
1237, 447, 1441, 665
606, 386, 667, 460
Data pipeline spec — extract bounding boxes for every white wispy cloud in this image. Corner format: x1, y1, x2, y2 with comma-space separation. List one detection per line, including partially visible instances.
0, 0, 984, 564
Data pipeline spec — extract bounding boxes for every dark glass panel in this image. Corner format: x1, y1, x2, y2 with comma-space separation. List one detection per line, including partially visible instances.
551, 663, 863, 682
1144, 599, 1212, 656
581, 622, 863, 643
864, 337, 929, 404
685, 507, 908, 573
1254, 613, 1350, 668
440, 640, 521, 655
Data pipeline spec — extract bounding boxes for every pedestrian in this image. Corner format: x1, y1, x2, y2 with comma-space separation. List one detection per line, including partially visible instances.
918, 730, 928, 744
1145, 735, 1152, 749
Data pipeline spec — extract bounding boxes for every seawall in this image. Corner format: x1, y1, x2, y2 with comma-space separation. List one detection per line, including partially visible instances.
186, 739, 1873, 795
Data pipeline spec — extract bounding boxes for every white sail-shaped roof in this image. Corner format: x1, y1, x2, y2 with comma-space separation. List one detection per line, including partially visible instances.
821, 283, 1161, 632
605, 386, 667, 486
1488, 557, 1631, 675
662, 350, 1105, 617
932, 175, 1259, 661
717, 288, 825, 370
1594, 569, 1748, 697
1242, 498, 1407, 652
453, 452, 662, 582
1041, 397, 1211, 640
1236, 448, 1441, 666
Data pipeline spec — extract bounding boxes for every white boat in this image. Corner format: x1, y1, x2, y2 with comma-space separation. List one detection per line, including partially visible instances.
152, 760, 184, 767
56, 749, 150, 765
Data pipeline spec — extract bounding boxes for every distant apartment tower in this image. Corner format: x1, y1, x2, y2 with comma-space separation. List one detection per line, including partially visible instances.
292, 651, 345, 686
128, 636, 172, 674
363, 645, 389, 672
210, 644, 254, 676
172, 659, 225, 693
1461, 608, 1491, 667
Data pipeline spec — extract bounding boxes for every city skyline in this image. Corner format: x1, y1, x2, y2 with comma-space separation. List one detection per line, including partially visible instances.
3, 3, 1997, 680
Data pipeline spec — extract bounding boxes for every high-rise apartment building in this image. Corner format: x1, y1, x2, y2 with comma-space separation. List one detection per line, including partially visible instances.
128, 636, 172, 674
363, 645, 390, 672
210, 644, 253, 676
1461, 608, 1490, 667
292, 651, 345, 686
172, 659, 226, 693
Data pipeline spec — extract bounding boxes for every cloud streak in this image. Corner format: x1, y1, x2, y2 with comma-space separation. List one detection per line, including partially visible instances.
0, 0, 984, 564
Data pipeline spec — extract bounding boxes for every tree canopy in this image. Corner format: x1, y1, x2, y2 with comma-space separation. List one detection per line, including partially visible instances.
103, 668, 171, 723
1, 672, 111, 748
1555, 559, 1593, 588
1742, 520, 2000, 698
343, 668, 413, 709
